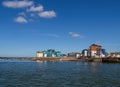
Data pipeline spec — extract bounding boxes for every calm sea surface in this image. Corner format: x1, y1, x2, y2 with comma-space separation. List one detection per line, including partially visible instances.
0, 60, 120, 87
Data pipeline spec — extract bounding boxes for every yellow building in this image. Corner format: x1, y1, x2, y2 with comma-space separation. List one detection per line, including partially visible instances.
36, 51, 43, 58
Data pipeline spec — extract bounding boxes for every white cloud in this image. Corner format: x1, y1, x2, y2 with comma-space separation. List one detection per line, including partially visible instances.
69, 32, 83, 38
14, 16, 28, 23
38, 11, 56, 18
2, 1, 33, 8
27, 5, 43, 12
2, 1, 57, 22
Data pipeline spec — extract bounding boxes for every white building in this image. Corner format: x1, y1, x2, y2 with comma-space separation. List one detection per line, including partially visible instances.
68, 52, 81, 58
82, 49, 89, 57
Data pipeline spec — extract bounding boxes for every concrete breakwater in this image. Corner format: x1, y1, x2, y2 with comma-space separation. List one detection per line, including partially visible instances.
0, 57, 120, 63
33, 57, 79, 61
0, 57, 79, 61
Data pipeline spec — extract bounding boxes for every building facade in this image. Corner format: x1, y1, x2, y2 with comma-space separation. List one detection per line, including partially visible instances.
68, 52, 81, 58
108, 52, 120, 58
82, 49, 90, 57
36, 51, 43, 58
89, 44, 102, 58
36, 49, 63, 58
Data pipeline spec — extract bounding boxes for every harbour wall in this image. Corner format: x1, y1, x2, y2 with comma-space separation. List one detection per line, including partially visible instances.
0, 57, 120, 63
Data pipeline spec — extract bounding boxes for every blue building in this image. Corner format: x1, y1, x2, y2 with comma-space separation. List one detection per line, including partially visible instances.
101, 49, 108, 56
42, 49, 63, 58
55, 51, 63, 58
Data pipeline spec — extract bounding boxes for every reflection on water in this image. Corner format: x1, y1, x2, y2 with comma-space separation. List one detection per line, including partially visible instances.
0, 61, 120, 87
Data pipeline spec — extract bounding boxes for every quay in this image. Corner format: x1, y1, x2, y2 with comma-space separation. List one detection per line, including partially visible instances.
0, 57, 120, 63
33, 57, 79, 61
102, 57, 120, 63
79, 57, 120, 63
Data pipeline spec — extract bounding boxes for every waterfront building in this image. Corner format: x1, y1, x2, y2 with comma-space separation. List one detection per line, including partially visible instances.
108, 52, 120, 58
89, 44, 102, 58
36, 51, 43, 58
55, 51, 63, 58
68, 52, 81, 58
37, 49, 63, 58
47, 49, 56, 57
82, 49, 90, 57
46, 49, 63, 57
101, 49, 108, 57
42, 51, 47, 57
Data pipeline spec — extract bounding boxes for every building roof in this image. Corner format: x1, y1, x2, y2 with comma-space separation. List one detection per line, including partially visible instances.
37, 51, 43, 53
90, 44, 101, 47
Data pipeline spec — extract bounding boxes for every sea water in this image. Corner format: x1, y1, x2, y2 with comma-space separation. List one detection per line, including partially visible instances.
0, 60, 120, 87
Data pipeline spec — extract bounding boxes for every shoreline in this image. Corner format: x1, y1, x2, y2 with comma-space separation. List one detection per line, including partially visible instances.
0, 57, 120, 63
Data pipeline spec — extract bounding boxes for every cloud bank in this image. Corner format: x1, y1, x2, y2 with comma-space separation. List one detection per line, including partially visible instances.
2, 0, 56, 23
3, 1, 33, 8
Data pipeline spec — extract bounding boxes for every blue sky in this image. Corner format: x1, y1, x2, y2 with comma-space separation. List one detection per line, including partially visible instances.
0, 0, 120, 57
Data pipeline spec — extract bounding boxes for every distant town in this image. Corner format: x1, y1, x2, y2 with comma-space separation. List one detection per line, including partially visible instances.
36, 44, 120, 58
0, 44, 120, 63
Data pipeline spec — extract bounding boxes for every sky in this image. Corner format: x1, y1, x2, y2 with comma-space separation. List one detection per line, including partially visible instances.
0, 0, 120, 57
